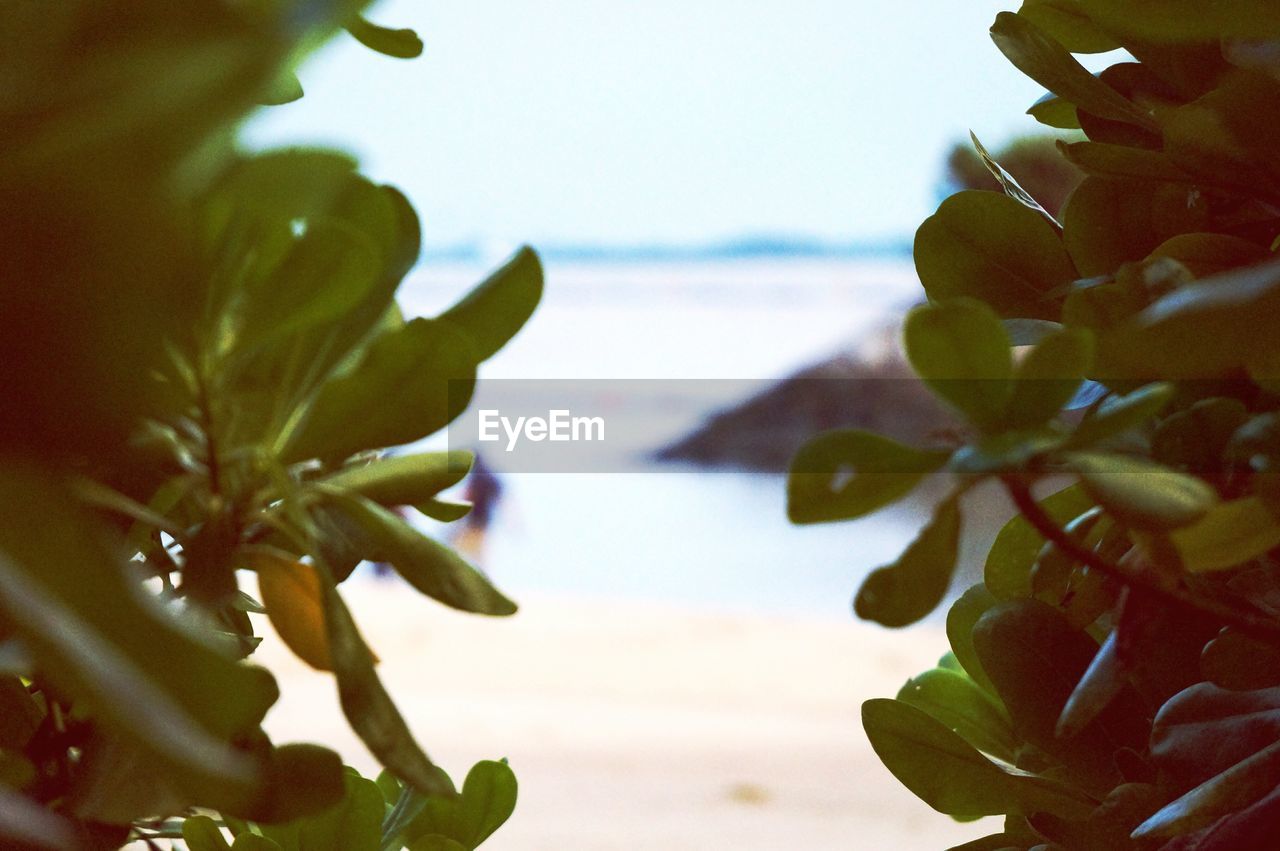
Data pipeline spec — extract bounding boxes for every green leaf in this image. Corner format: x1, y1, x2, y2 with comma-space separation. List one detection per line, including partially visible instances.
786, 430, 949, 524
232, 835, 284, 851
183, 816, 232, 851
315, 489, 516, 616
1096, 260, 1280, 380
1016, 1, 1119, 53
896, 668, 1017, 761
294, 769, 385, 851
319, 452, 475, 509
914, 192, 1076, 320
903, 299, 1014, 431
454, 760, 519, 847
1061, 177, 1201, 277
990, 13, 1157, 131
320, 577, 455, 800
1005, 327, 1094, 429
282, 318, 477, 464
973, 599, 1148, 796
1028, 91, 1081, 129
967, 131, 1060, 227
1072, 0, 1280, 43
0, 471, 278, 812
408, 838, 468, 851
985, 484, 1094, 599
1064, 451, 1218, 529
1146, 233, 1272, 280
346, 17, 425, 59
1139, 684, 1280, 837
1067, 382, 1174, 447
439, 247, 544, 362
855, 495, 962, 627
945, 585, 1003, 696
1057, 140, 1190, 182
1170, 497, 1280, 572
861, 699, 1094, 820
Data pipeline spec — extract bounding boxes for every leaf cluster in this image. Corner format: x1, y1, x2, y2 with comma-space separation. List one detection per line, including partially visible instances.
788, 2, 1280, 847
0, 1, 538, 848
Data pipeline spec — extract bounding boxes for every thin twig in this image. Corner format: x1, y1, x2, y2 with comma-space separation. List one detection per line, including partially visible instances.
1001, 474, 1280, 647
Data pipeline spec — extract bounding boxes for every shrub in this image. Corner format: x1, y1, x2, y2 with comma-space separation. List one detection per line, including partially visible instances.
789, 2, 1280, 848
0, 2, 537, 848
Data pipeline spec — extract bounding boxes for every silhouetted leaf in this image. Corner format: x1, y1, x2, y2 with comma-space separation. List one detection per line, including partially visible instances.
855, 495, 961, 627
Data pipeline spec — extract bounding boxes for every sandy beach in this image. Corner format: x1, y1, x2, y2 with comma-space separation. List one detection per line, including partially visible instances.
259, 581, 993, 849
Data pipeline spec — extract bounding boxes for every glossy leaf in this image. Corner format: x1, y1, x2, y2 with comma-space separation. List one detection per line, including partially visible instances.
896, 668, 1017, 760
786, 430, 949, 524
182, 815, 231, 851
914, 191, 1076, 320
862, 698, 1094, 820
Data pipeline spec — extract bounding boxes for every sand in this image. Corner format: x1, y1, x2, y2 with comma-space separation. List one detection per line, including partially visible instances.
258, 582, 994, 849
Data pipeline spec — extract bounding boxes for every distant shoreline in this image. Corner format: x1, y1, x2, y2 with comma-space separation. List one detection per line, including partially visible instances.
420, 236, 913, 266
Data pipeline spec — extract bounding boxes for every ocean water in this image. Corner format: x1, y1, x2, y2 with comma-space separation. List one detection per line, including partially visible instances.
394, 256, 935, 619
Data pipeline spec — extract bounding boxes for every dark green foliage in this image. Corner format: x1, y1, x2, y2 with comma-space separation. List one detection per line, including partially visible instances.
0, 1, 535, 847
788, 2, 1280, 846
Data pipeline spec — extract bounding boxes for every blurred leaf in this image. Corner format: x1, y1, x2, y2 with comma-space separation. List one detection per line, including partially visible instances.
861, 698, 1095, 820
1067, 382, 1174, 447
183, 815, 231, 851
255, 554, 334, 671
320, 452, 474, 509
1146, 233, 1272, 279
1005, 327, 1095, 429
1064, 451, 1217, 529
346, 17, 424, 59
991, 13, 1157, 131
985, 484, 1094, 599
408, 838, 468, 851
261, 70, 304, 105
903, 299, 1014, 431
1072, 0, 1280, 43
282, 318, 477, 464
316, 490, 517, 616
855, 495, 961, 627
232, 835, 284, 851
0, 785, 79, 850
786, 430, 949, 524
292, 768, 384, 851
915, 191, 1076, 320
0, 470, 277, 810
1061, 178, 1202, 277
320, 577, 455, 799
416, 498, 474, 523
439, 246, 544, 362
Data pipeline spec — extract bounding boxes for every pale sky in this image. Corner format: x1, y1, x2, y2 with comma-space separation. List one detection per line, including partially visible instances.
247, 1, 1072, 247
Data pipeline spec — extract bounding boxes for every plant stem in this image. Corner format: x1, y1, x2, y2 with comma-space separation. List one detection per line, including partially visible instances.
1001, 474, 1280, 646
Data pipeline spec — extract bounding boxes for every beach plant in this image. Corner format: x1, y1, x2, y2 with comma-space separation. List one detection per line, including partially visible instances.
789, 2, 1280, 847
0, 1, 538, 847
